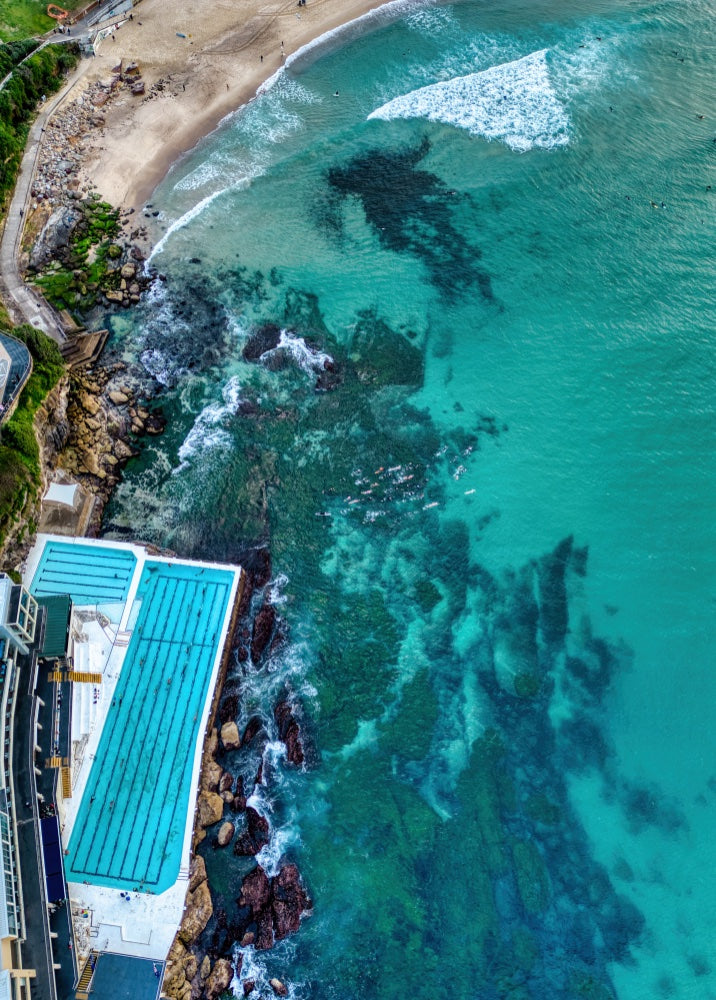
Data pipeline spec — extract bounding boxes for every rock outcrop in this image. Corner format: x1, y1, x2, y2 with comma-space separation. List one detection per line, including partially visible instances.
178, 869, 213, 946
236, 862, 312, 952
251, 598, 276, 662
274, 701, 304, 767
205, 958, 233, 1000
30, 205, 84, 270
233, 807, 270, 857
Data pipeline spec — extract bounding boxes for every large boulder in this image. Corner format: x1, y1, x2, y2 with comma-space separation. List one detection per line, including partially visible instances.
29, 205, 83, 270
201, 756, 223, 793
216, 821, 235, 847
269, 980, 288, 997
188, 854, 207, 892
161, 939, 188, 997
220, 720, 240, 750
178, 880, 213, 945
205, 959, 233, 1000
197, 791, 224, 828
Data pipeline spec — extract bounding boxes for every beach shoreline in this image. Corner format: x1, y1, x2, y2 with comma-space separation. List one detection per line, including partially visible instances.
76, 0, 395, 211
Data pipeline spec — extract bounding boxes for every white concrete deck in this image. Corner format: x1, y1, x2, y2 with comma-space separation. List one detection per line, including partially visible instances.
24, 533, 243, 964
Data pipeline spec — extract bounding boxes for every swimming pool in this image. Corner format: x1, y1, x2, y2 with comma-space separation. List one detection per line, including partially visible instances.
30, 540, 136, 608
66, 559, 236, 892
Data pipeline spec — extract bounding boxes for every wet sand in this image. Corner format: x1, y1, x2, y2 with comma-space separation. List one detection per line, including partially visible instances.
77, 0, 384, 209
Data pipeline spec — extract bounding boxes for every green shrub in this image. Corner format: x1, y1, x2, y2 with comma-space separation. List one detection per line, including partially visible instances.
0, 326, 65, 547
0, 43, 79, 203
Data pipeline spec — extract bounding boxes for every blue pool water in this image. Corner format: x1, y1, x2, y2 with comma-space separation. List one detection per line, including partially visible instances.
66, 559, 237, 892
31, 540, 136, 607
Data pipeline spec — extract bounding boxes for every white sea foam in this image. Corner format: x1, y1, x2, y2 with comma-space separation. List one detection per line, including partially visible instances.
232, 944, 302, 1000
174, 375, 243, 471
254, 822, 301, 878
267, 572, 290, 606
257, 0, 439, 91
368, 49, 570, 151
148, 187, 228, 260
139, 348, 178, 387
261, 330, 334, 376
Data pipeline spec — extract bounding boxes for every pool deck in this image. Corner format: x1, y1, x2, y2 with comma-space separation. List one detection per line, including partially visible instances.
23, 534, 244, 962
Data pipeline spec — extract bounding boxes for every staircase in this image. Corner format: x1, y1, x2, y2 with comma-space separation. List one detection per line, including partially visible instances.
75, 950, 99, 999
60, 765, 72, 799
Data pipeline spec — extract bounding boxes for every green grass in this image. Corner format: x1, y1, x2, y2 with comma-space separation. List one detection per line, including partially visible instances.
0, 0, 54, 42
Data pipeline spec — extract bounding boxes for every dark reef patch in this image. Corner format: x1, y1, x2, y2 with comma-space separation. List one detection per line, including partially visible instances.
325, 137, 493, 301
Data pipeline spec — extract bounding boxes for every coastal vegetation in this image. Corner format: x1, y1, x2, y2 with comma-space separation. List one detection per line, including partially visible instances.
0, 29, 80, 560
0, 42, 80, 209
0, 37, 38, 73
33, 196, 123, 314
0, 321, 64, 549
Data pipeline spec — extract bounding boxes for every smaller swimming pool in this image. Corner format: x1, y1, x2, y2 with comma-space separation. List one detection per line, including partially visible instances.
66, 558, 237, 892
31, 540, 136, 608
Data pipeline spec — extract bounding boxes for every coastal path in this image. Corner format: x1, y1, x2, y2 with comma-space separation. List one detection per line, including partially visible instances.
0, 60, 89, 343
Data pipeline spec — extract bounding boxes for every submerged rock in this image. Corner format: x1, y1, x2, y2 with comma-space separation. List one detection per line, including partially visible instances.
274, 701, 304, 767
233, 807, 269, 856
243, 323, 282, 361
251, 600, 276, 662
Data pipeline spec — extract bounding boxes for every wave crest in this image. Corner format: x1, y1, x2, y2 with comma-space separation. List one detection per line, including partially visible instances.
368, 49, 570, 151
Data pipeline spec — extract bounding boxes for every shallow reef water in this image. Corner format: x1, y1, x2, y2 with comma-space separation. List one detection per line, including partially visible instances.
103, 0, 716, 996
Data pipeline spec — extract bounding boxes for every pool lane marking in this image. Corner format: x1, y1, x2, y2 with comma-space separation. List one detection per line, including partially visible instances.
69, 573, 231, 888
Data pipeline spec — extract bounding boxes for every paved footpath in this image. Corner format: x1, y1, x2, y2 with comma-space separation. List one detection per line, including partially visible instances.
0, 62, 89, 343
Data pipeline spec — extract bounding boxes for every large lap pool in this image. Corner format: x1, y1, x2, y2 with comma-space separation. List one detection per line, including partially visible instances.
66, 559, 235, 892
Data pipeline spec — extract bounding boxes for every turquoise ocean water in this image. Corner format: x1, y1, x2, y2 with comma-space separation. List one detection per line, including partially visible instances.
103, 0, 716, 995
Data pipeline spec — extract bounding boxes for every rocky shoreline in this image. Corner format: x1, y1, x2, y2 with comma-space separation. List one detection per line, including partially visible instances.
22, 65, 170, 317
164, 563, 312, 1000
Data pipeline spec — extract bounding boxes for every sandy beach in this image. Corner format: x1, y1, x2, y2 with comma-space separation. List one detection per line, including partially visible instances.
76, 0, 384, 210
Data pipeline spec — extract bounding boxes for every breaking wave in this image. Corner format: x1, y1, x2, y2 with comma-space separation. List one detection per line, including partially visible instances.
175, 376, 243, 471
368, 49, 570, 151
